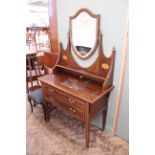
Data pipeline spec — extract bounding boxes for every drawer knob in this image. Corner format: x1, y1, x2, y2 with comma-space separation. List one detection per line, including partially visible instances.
69, 98, 75, 104
49, 97, 55, 102
49, 88, 54, 92
69, 107, 76, 113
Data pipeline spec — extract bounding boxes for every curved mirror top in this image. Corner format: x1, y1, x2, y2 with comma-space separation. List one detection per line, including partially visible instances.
70, 9, 99, 59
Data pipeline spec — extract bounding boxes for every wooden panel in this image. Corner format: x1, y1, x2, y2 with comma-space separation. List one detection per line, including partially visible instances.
90, 96, 106, 118
39, 8, 115, 148
69, 8, 100, 60
39, 73, 105, 103
59, 33, 115, 83
42, 83, 85, 110
48, 0, 59, 53
42, 83, 84, 122
36, 56, 44, 65
43, 52, 58, 68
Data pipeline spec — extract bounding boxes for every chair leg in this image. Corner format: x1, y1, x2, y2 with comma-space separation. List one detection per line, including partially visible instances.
33, 101, 36, 107
42, 104, 47, 122
28, 97, 33, 113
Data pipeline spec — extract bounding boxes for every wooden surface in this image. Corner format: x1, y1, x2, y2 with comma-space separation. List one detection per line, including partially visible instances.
26, 52, 58, 75
59, 35, 115, 85
70, 8, 100, 60
43, 52, 58, 68
39, 72, 112, 104
39, 72, 112, 148
39, 8, 115, 148
48, 0, 59, 52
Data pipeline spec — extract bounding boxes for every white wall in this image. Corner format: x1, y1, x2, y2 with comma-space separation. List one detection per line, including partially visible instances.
56, 0, 128, 134
26, 5, 49, 27
116, 49, 129, 141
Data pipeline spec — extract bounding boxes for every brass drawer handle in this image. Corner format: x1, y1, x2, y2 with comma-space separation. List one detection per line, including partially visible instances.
69, 98, 75, 104
48, 88, 54, 92
69, 107, 76, 113
49, 97, 55, 102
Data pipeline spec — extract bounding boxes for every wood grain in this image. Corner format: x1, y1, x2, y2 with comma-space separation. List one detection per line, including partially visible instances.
48, 0, 59, 53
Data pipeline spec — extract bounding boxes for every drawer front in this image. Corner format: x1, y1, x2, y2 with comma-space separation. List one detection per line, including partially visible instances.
42, 83, 85, 122
42, 83, 85, 110
44, 93, 69, 111
68, 106, 84, 122
44, 93, 84, 122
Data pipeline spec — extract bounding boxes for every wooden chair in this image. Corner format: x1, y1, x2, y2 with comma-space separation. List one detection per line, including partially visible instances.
26, 53, 47, 121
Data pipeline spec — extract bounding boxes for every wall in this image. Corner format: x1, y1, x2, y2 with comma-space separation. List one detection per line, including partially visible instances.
116, 49, 129, 141
56, 0, 128, 133
26, 5, 49, 27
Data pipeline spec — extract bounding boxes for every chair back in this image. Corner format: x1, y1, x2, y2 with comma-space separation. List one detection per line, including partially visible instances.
26, 53, 45, 93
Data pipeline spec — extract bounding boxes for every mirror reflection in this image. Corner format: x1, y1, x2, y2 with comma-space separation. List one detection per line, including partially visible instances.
71, 12, 97, 58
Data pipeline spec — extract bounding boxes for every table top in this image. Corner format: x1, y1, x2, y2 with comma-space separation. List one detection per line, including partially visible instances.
39, 72, 113, 103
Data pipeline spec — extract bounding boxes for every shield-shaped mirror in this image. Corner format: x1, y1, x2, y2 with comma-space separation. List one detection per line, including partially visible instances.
70, 9, 100, 60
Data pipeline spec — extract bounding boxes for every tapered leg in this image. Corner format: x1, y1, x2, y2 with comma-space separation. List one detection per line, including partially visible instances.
42, 104, 47, 122
102, 108, 108, 131
44, 100, 49, 121
28, 97, 33, 113
102, 95, 109, 131
85, 103, 90, 148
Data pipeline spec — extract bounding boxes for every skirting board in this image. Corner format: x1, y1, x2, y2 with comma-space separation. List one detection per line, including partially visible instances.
105, 125, 112, 133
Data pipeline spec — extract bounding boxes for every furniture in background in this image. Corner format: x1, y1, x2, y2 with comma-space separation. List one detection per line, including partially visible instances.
26, 52, 58, 80
26, 26, 51, 69
26, 26, 51, 53
26, 52, 57, 121
26, 53, 47, 121
39, 8, 115, 148
26, 53, 45, 82
26, 26, 58, 72
43, 52, 58, 69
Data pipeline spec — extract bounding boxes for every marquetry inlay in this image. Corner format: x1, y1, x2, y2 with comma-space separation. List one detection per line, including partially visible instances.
62, 55, 68, 61
101, 63, 109, 70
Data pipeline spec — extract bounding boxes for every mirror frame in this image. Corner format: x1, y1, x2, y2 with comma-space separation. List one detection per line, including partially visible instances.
70, 8, 100, 60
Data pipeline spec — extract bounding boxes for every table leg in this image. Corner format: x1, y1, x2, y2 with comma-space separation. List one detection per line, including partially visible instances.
85, 103, 90, 148
45, 100, 49, 121
102, 95, 109, 130
102, 108, 108, 130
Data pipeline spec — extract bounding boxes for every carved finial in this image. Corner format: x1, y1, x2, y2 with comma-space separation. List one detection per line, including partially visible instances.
112, 47, 116, 53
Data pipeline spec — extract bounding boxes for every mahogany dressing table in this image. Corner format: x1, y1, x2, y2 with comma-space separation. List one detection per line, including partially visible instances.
38, 8, 115, 148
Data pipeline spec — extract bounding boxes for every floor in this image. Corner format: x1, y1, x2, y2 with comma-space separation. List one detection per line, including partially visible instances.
26, 102, 129, 155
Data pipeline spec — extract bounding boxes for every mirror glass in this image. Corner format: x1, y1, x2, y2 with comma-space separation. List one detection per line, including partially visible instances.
71, 11, 97, 59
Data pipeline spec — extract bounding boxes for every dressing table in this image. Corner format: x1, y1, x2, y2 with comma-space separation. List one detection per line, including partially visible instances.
39, 8, 115, 148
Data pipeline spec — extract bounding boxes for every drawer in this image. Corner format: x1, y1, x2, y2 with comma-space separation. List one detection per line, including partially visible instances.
44, 93, 69, 111
68, 106, 84, 122
42, 83, 85, 110
42, 83, 53, 94
44, 93, 84, 122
